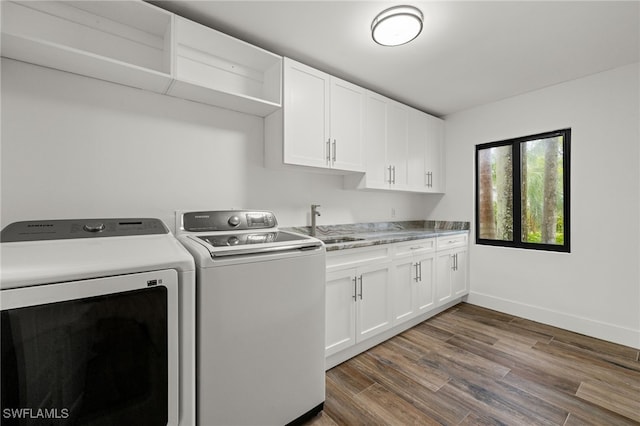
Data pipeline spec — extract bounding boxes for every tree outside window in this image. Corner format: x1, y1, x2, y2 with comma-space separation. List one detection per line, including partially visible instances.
475, 129, 571, 252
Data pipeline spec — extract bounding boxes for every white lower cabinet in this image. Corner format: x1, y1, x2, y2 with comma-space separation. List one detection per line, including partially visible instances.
325, 261, 392, 357
325, 232, 469, 364
392, 240, 436, 323
435, 234, 469, 306
325, 269, 357, 356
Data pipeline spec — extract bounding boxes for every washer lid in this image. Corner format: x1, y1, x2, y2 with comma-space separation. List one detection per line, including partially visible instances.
185, 231, 322, 259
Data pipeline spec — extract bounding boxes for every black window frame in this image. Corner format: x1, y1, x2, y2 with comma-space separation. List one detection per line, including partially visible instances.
475, 129, 571, 253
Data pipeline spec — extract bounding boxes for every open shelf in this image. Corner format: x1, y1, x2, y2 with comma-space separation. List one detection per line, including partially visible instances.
1, 1, 173, 93
1, 1, 283, 116
168, 17, 282, 116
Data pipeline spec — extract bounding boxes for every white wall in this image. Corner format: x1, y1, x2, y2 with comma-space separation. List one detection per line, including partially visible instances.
4, 58, 638, 349
1, 58, 429, 231
429, 63, 640, 348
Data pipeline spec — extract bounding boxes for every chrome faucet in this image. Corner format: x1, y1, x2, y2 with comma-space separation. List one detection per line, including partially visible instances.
310, 204, 321, 237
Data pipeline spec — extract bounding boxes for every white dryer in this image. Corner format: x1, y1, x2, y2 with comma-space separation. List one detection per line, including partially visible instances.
0, 218, 196, 426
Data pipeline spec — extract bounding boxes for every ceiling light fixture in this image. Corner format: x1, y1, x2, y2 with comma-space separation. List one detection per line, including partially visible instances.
371, 5, 424, 47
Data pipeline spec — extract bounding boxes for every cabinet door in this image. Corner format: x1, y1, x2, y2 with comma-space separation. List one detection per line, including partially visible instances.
436, 251, 453, 306
392, 257, 416, 323
356, 263, 392, 341
407, 108, 428, 191
386, 100, 409, 188
363, 91, 389, 188
325, 269, 357, 356
452, 249, 468, 297
425, 115, 445, 192
415, 254, 435, 313
330, 78, 364, 172
283, 59, 330, 168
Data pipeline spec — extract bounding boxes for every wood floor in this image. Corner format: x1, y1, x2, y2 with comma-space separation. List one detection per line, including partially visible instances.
305, 303, 640, 425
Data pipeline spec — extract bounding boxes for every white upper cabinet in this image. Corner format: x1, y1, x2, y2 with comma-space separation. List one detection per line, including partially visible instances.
280, 59, 330, 169
407, 108, 429, 190
265, 58, 364, 173
1, 1, 283, 117
1, 1, 173, 93
345, 91, 408, 190
168, 16, 282, 116
425, 114, 445, 193
386, 100, 409, 189
360, 92, 388, 189
407, 109, 445, 193
346, 90, 445, 194
330, 78, 366, 171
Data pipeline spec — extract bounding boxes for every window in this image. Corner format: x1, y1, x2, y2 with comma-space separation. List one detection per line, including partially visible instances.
475, 129, 571, 252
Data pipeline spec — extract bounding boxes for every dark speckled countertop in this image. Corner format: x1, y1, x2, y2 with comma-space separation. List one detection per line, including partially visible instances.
284, 220, 470, 251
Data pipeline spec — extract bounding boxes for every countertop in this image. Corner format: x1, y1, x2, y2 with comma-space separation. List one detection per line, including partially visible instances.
284, 220, 470, 252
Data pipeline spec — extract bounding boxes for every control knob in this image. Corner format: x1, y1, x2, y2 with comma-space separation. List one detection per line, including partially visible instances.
228, 215, 241, 227
83, 222, 105, 233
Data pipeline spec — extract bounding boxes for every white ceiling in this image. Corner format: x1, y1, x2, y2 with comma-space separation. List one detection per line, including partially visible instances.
151, 1, 640, 117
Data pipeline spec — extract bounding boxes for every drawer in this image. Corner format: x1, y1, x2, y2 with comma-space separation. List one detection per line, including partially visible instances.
326, 246, 389, 271
436, 233, 468, 250
393, 238, 435, 257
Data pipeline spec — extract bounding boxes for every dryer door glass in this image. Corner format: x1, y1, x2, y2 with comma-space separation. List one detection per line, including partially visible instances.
1, 286, 168, 425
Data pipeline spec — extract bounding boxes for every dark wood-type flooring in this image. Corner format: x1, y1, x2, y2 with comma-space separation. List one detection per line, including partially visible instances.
305, 303, 640, 425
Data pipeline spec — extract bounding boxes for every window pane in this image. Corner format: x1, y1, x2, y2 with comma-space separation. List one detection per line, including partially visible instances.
478, 145, 513, 241
520, 136, 564, 245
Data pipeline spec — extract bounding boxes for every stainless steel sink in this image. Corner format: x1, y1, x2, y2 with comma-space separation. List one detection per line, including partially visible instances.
319, 236, 365, 244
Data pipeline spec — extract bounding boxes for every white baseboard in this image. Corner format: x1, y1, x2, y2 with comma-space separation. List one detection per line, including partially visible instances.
466, 292, 640, 350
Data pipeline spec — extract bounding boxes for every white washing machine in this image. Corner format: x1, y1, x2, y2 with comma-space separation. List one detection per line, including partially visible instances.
0, 218, 196, 426
176, 210, 326, 426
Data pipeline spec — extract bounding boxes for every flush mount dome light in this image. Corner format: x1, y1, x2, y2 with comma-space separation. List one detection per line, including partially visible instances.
371, 5, 423, 46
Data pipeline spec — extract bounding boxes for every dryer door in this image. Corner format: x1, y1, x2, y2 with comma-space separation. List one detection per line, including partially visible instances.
1, 269, 178, 426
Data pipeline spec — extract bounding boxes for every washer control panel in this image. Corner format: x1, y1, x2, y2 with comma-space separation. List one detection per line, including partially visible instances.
1, 218, 169, 242
182, 210, 277, 232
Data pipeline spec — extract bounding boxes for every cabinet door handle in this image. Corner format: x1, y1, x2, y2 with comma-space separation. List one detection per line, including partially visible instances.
392, 166, 396, 184
358, 275, 363, 299
326, 138, 331, 163
414, 262, 419, 282
352, 276, 357, 300
451, 254, 456, 271
419, 261, 423, 282
332, 139, 337, 162
428, 172, 433, 188
387, 165, 393, 184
